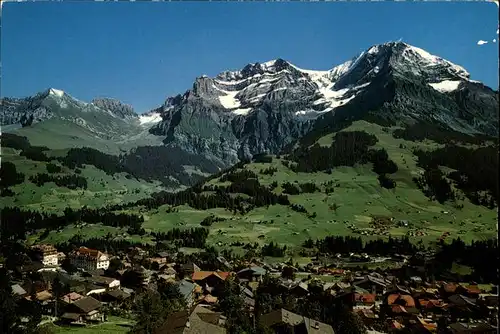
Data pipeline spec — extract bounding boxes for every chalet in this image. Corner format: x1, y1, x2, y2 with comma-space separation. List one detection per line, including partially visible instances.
61, 296, 104, 324
60, 292, 84, 305
353, 275, 388, 295
69, 247, 110, 271
353, 293, 376, 309
154, 305, 226, 334
417, 298, 447, 316
259, 308, 335, 334
385, 293, 419, 316
191, 271, 230, 293
177, 279, 196, 308
85, 275, 120, 290
290, 282, 309, 297
31, 244, 58, 267
11, 284, 28, 298
102, 289, 131, 306
236, 266, 267, 282
182, 261, 201, 277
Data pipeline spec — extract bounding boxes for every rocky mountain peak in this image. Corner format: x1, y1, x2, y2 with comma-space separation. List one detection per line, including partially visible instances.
91, 97, 137, 119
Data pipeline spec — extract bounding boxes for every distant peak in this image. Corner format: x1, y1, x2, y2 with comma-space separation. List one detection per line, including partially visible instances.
48, 88, 65, 97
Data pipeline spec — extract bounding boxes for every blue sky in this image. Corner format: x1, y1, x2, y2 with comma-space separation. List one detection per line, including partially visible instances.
2, 2, 498, 113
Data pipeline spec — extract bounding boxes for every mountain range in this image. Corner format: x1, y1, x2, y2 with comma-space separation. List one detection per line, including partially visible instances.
1, 41, 498, 188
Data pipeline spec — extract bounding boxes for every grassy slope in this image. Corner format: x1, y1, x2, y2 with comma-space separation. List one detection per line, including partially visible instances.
12, 118, 165, 155
45, 316, 133, 334
2, 147, 165, 213
137, 121, 497, 248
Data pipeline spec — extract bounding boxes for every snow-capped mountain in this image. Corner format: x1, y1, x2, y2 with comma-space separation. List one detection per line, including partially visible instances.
148, 42, 498, 165
1, 41, 498, 167
0, 88, 166, 154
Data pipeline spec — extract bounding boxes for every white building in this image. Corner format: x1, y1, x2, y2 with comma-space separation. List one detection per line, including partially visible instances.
70, 247, 110, 271
31, 244, 59, 267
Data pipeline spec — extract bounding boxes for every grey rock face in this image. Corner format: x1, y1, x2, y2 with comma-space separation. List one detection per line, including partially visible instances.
91, 97, 137, 120
149, 42, 497, 167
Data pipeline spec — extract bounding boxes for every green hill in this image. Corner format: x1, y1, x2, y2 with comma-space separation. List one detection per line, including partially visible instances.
115, 121, 497, 250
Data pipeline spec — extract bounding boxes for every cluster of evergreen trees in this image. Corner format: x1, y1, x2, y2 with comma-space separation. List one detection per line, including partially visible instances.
261, 241, 287, 257
150, 228, 209, 248
392, 121, 495, 145
200, 215, 226, 227
0, 162, 25, 196
414, 145, 498, 207
0, 206, 144, 243
304, 235, 417, 256
281, 182, 319, 195
286, 131, 398, 189
29, 173, 88, 190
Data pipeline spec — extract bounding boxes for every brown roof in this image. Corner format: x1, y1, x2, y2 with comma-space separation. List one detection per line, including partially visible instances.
260, 309, 335, 334
61, 292, 84, 304
387, 293, 416, 307
72, 296, 101, 313
32, 244, 57, 255
191, 271, 231, 282
107, 289, 131, 300
463, 285, 481, 294
34, 290, 53, 302
354, 293, 376, 304
72, 247, 108, 260
154, 305, 226, 334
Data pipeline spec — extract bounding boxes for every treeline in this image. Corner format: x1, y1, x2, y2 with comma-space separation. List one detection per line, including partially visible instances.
46, 163, 62, 173
414, 145, 498, 207
304, 235, 417, 256
260, 167, 278, 176
0, 206, 144, 242
62, 207, 144, 230
2, 133, 51, 162
200, 215, 226, 227
282, 182, 319, 195
29, 173, 88, 189
1, 133, 219, 188
151, 228, 209, 248
413, 168, 454, 204
286, 131, 398, 189
252, 153, 273, 163
118, 168, 290, 214
392, 122, 496, 145
432, 238, 498, 283
58, 147, 127, 174
261, 241, 287, 257
0, 162, 25, 196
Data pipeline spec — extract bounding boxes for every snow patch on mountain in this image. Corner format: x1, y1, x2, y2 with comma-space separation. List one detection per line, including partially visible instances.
218, 90, 241, 109
402, 44, 470, 79
49, 88, 65, 97
139, 112, 162, 125
233, 108, 252, 115
429, 80, 462, 93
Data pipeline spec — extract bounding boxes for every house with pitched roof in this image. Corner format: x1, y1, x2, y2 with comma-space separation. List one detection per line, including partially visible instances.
31, 244, 59, 267
154, 305, 226, 334
259, 308, 335, 334
61, 296, 104, 324
191, 271, 231, 293
69, 247, 110, 271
